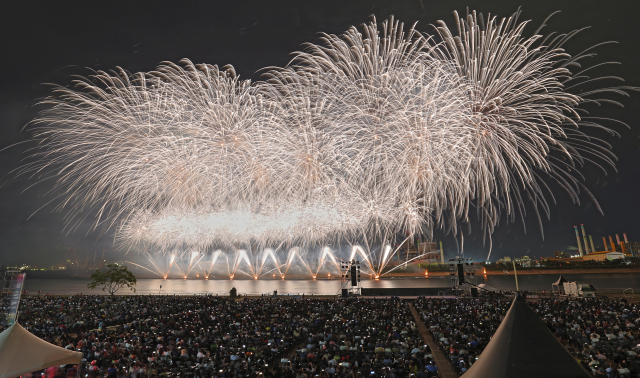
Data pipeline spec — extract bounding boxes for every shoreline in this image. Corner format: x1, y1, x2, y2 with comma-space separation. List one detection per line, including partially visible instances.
417, 268, 640, 277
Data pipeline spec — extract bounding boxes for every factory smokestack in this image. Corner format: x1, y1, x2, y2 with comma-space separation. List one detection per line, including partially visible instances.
616, 234, 622, 245
603, 236, 609, 251
610, 236, 617, 252
581, 224, 590, 254
575, 226, 584, 257
589, 235, 596, 253
624, 233, 629, 243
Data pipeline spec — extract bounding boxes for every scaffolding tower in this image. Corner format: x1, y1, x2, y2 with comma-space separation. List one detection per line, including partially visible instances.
340, 259, 361, 296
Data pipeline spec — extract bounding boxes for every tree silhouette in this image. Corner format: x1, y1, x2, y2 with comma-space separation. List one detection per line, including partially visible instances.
87, 264, 136, 296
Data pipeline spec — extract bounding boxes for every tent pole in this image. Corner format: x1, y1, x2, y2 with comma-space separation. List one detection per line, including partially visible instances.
512, 260, 519, 292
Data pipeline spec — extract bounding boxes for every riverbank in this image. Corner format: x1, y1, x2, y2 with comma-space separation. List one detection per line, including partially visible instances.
488, 268, 640, 275
401, 267, 640, 277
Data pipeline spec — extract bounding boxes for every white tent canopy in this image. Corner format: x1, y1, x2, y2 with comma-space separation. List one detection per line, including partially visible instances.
0, 322, 81, 378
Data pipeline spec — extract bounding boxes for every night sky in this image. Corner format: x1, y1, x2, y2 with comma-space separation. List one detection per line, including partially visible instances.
1, 0, 639, 266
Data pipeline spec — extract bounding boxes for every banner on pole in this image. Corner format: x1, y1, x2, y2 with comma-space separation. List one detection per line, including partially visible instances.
4, 272, 25, 326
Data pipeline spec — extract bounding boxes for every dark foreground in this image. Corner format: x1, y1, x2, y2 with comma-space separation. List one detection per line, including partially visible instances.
2, 294, 638, 378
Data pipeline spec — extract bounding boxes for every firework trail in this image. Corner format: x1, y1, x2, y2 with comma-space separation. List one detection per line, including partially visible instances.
21, 11, 635, 266
427, 10, 634, 258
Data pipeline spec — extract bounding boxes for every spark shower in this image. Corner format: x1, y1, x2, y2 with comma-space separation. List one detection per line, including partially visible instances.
21, 10, 635, 278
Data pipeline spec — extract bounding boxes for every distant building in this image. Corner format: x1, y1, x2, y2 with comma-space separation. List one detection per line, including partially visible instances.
514, 256, 532, 267
607, 252, 625, 260
554, 251, 571, 259
417, 241, 437, 253
496, 256, 512, 265
582, 251, 625, 261
415, 241, 440, 263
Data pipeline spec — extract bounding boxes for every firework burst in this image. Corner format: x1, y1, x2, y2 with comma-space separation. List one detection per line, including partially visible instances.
21, 11, 635, 266
427, 10, 634, 257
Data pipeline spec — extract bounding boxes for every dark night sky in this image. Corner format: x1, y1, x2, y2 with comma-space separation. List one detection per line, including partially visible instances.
1, 0, 639, 266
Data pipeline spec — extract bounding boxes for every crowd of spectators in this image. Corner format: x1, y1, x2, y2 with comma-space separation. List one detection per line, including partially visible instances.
3, 295, 440, 378
284, 297, 439, 377
532, 297, 640, 377
10, 291, 638, 377
414, 296, 640, 377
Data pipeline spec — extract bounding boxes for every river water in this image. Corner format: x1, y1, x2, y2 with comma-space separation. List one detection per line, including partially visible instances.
20, 273, 640, 295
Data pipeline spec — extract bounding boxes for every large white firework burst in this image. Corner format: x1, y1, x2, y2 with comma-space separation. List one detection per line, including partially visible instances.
23, 60, 274, 232
427, 10, 634, 257
22, 11, 634, 264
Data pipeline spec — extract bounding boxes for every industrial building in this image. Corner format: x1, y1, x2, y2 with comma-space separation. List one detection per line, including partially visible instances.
581, 251, 625, 261
404, 239, 445, 264
539, 225, 634, 263
572, 224, 634, 257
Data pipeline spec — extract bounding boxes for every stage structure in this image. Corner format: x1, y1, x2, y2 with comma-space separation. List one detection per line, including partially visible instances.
340, 259, 361, 296
448, 257, 478, 296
